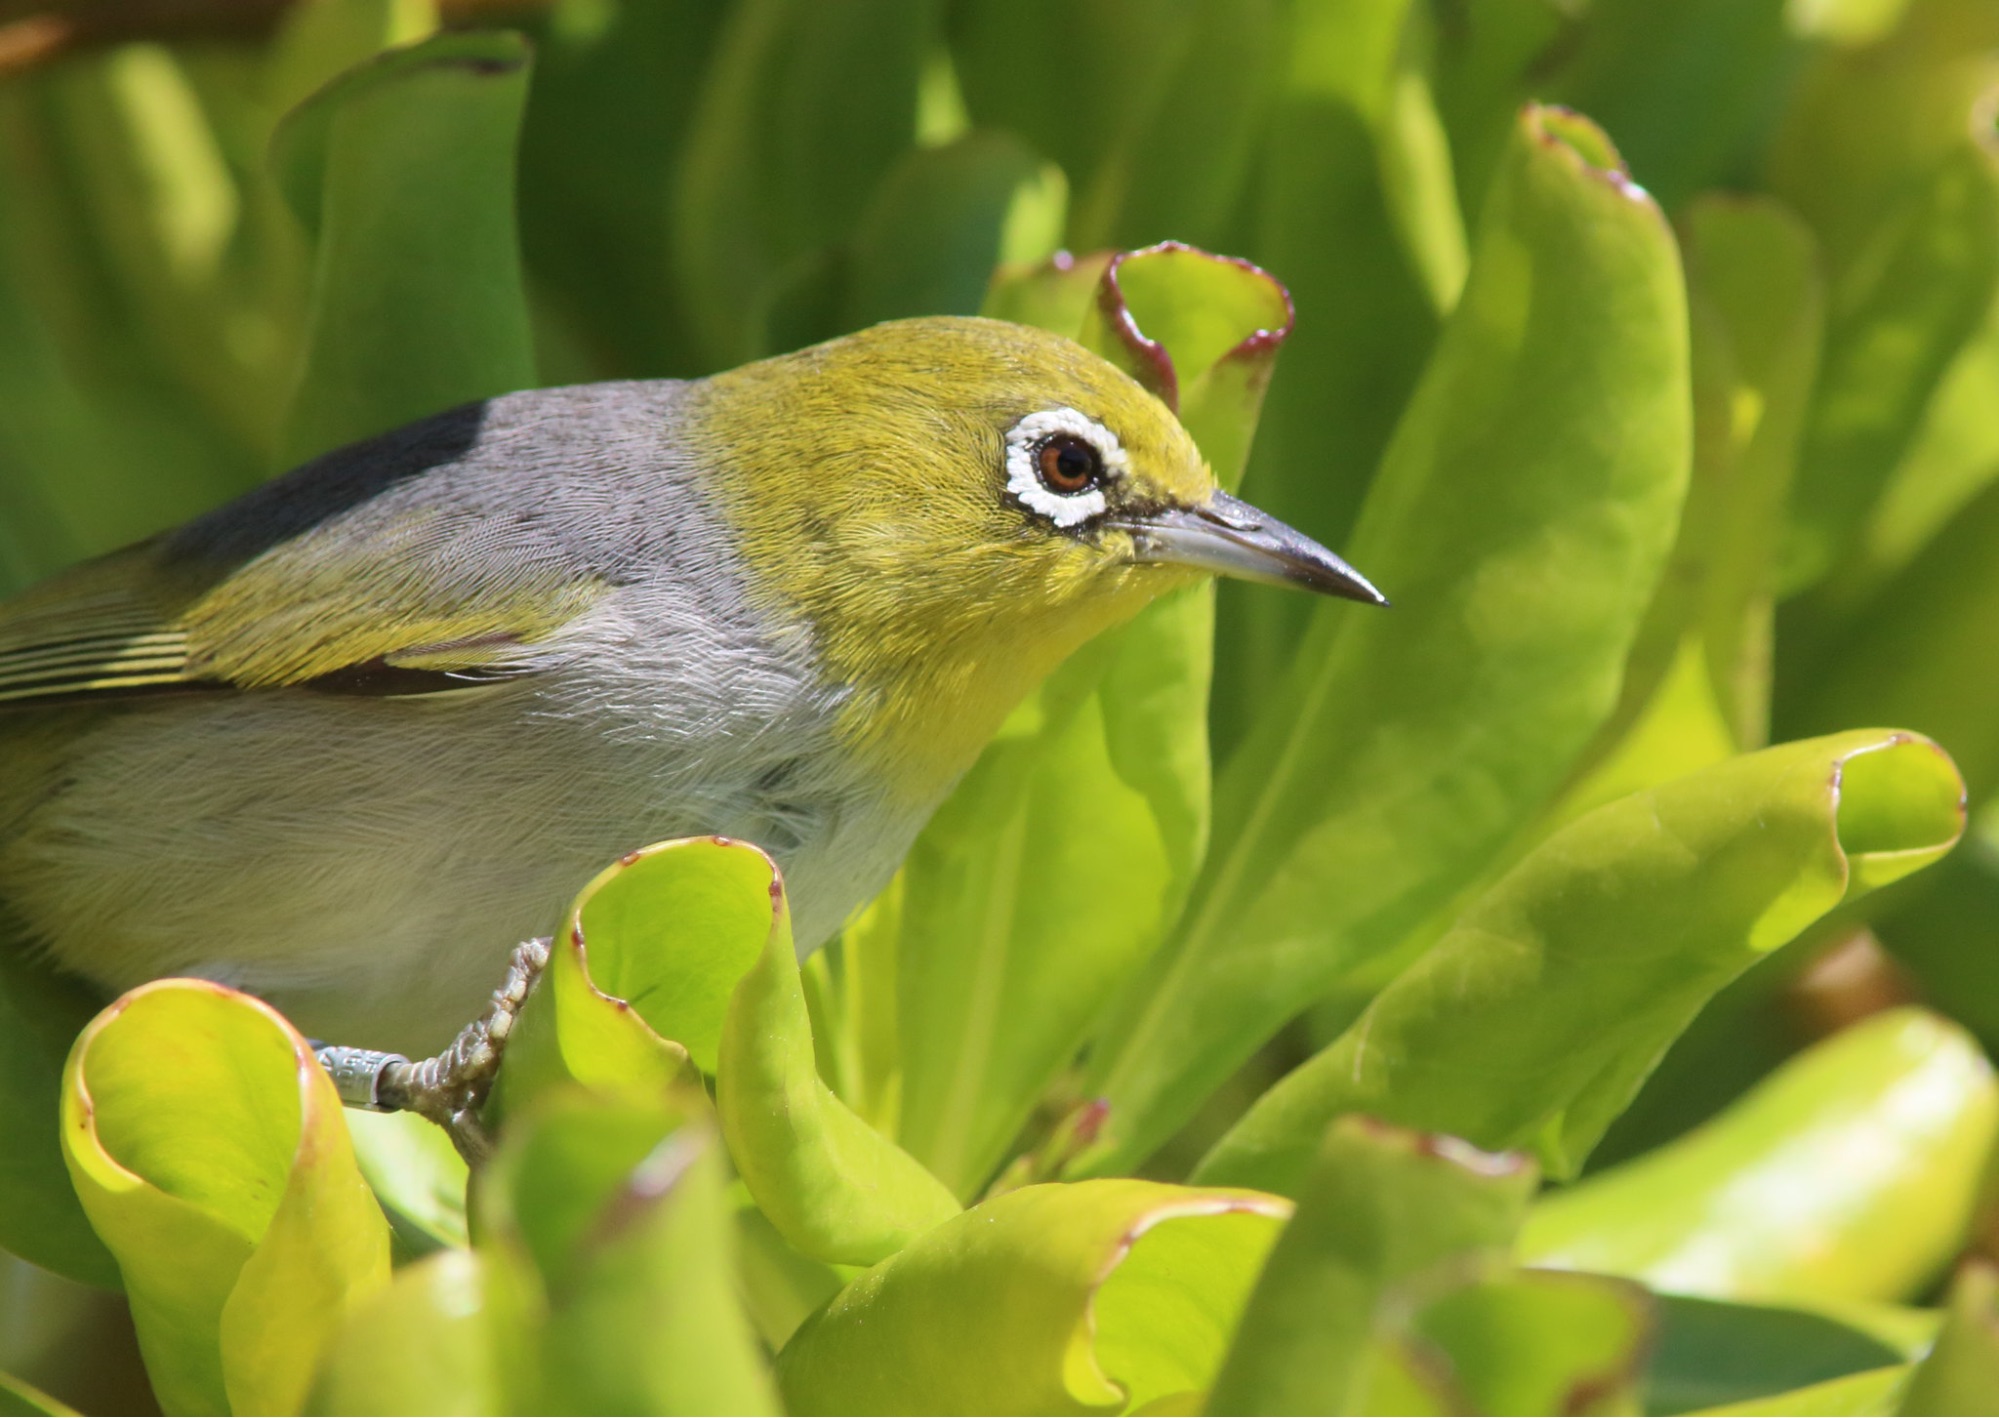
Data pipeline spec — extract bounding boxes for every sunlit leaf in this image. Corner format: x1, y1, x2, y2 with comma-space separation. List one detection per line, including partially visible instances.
1411, 1270, 1653, 1417
718, 848, 960, 1263
1894, 1261, 1999, 1415
343, 1109, 467, 1256
1080, 103, 1692, 1179
62, 981, 388, 1415
1523, 1008, 1997, 1306
308, 1249, 501, 1416
1698, 1363, 1910, 1416
478, 1091, 778, 1415
777, 1179, 1288, 1415
492, 836, 770, 1115
1194, 731, 1965, 1195
1207, 1116, 1537, 1415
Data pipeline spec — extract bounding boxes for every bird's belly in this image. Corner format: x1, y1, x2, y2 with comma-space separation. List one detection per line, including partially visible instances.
3, 683, 915, 1056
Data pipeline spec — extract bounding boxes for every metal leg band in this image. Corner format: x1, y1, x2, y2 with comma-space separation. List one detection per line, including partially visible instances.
313, 1044, 411, 1112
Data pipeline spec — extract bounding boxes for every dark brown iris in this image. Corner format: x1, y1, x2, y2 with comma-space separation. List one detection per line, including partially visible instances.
1036, 434, 1102, 494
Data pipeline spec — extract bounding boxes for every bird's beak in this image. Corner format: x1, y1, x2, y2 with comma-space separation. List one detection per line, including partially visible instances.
1111, 490, 1388, 606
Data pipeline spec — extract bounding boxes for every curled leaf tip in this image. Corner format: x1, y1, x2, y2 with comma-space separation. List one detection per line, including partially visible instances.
1825, 732, 1965, 900
1524, 103, 1657, 207
1097, 256, 1180, 410
1095, 241, 1297, 414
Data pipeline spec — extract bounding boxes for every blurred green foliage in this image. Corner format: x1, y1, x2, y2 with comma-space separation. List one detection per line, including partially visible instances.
5, 0, 1999, 1413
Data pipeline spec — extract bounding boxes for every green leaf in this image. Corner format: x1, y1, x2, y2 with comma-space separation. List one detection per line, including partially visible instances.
951, 0, 1283, 254
1193, 730, 1966, 1196
343, 1109, 467, 1256
838, 131, 1065, 332
514, 0, 728, 377
1778, 139, 1999, 593
565, 837, 777, 1075
718, 849, 960, 1264
492, 836, 771, 1115
1787, 0, 1917, 46
1086, 0, 1283, 254
776, 1179, 1289, 1415
945, 0, 1201, 243
272, 31, 537, 464
1409, 1270, 1654, 1418
1540, 194, 1826, 839
1644, 196, 1825, 752
308, 1249, 502, 1416
477, 1091, 779, 1416
35, 45, 283, 456
62, 980, 389, 1416
1870, 815, 1999, 1060
0, 66, 267, 556
0, 955, 115, 1288
672, 0, 930, 368
1543, 0, 1798, 214
1853, 300, 1999, 593
1700, 1364, 1910, 1416
1429, 0, 1571, 221
263, 0, 438, 119
1644, 1294, 1909, 1416
888, 245, 1291, 1195
1206, 1116, 1538, 1415
1212, 0, 1471, 719
1079, 103, 1692, 1179
733, 1200, 846, 1352
1210, 0, 1457, 744
1765, 3, 1999, 278
980, 249, 1112, 335
1762, 5, 1999, 594
1895, 1261, 1999, 1415
1677, 196, 1824, 747
1522, 1008, 1997, 1307
1784, 476, 1999, 806
1079, 242, 1295, 482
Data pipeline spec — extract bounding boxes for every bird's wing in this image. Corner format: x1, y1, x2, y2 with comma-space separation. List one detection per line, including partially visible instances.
0, 542, 606, 706
0, 523, 608, 707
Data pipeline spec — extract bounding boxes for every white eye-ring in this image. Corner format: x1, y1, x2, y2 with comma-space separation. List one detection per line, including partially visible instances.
1004, 407, 1128, 529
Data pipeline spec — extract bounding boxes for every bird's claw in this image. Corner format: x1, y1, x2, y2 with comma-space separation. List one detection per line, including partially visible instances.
313, 935, 552, 1166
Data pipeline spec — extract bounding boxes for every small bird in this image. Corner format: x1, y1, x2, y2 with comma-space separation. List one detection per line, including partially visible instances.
0, 317, 1381, 1059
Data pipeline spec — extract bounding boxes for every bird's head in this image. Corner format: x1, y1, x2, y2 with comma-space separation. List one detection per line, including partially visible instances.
693, 316, 1383, 797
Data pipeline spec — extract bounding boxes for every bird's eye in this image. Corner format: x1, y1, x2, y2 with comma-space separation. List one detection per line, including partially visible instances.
1037, 435, 1103, 494
1004, 406, 1128, 530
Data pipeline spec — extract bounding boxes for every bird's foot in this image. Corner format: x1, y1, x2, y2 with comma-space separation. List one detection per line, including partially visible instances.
313, 936, 552, 1166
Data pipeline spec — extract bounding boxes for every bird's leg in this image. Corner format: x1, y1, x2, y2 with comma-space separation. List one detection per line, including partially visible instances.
313, 936, 551, 1166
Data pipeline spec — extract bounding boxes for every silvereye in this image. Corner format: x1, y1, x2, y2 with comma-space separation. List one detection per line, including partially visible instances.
0, 317, 1381, 1058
